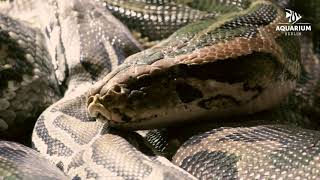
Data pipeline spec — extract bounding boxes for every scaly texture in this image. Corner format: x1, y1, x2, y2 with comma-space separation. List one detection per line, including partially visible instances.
173, 125, 320, 179
88, 1, 301, 128
0, 0, 319, 179
0, 141, 68, 179
0, 11, 61, 144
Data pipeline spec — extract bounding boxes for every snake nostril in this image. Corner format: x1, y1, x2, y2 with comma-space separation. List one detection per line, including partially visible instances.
87, 96, 95, 105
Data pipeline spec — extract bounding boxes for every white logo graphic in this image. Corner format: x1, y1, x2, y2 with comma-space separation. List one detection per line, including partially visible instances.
285, 9, 302, 24
276, 8, 312, 36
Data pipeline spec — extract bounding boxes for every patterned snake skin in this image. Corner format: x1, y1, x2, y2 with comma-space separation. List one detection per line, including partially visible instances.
0, 0, 319, 179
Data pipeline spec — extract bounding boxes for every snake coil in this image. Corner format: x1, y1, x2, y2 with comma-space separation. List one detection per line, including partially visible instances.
0, 0, 319, 179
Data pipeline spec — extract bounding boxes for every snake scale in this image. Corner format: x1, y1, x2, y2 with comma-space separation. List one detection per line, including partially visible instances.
0, 0, 319, 179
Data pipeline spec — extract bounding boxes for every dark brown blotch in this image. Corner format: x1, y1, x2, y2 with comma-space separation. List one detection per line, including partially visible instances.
175, 81, 203, 103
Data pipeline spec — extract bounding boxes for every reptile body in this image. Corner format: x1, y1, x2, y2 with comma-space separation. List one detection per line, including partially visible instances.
0, 0, 319, 179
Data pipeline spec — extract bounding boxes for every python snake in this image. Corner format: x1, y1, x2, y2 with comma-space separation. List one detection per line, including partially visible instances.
0, 0, 319, 179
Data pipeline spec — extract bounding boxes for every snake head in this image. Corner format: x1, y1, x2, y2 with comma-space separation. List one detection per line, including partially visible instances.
87, 47, 299, 129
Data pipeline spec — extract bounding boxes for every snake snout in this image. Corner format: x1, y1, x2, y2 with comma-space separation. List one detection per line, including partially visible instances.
87, 94, 111, 119
87, 85, 131, 123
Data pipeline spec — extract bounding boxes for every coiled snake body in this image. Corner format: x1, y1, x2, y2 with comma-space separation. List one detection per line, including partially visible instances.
0, 0, 319, 179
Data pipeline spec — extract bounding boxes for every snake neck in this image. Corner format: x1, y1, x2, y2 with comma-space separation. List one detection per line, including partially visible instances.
271, 34, 320, 129
277, 0, 320, 129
